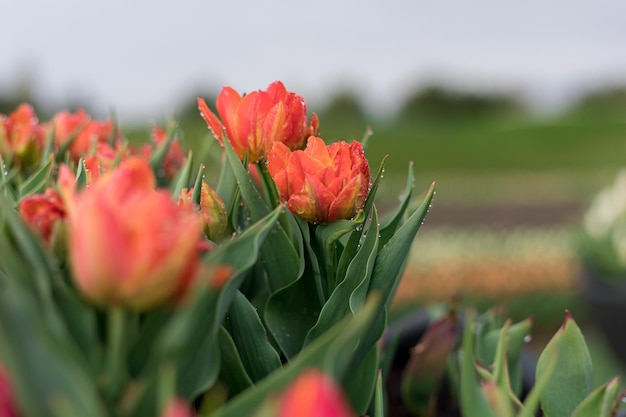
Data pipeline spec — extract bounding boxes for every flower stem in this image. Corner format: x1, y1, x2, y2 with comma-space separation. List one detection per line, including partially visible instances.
106, 306, 126, 400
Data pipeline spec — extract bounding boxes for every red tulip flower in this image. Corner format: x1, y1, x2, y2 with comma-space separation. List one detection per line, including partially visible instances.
65, 158, 203, 310
19, 188, 66, 245
198, 81, 318, 162
278, 369, 355, 417
0, 103, 46, 168
53, 109, 113, 161
0, 364, 19, 417
268, 136, 370, 223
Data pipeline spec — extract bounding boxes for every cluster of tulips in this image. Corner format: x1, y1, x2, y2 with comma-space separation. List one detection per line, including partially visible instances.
0, 81, 434, 416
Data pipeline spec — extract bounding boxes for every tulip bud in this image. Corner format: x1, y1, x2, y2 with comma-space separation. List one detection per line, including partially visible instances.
198, 81, 317, 162
267, 136, 370, 223
178, 182, 228, 242
278, 370, 355, 417
67, 157, 203, 310
140, 127, 186, 180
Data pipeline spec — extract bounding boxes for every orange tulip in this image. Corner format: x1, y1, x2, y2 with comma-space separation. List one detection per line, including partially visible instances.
0, 103, 46, 168
66, 157, 203, 310
198, 81, 318, 162
178, 182, 228, 242
267, 136, 370, 223
53, 109, 113, 161
278, 369, 355, 417
19, 188, 66, 245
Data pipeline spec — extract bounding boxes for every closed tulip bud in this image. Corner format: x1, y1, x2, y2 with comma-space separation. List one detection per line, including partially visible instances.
67, 157, 203, 310
0, 103, 46, 168
178, 182, 228, 242
19, 188, 67, 247
267, 136, 370, 223
198, 81, 318, 162
278, 370, 355, 417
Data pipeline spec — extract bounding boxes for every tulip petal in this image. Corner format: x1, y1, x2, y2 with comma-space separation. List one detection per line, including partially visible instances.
198, 98, 225, 143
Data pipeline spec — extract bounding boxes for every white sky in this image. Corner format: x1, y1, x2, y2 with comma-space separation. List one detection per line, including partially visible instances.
2, 0, 626, 121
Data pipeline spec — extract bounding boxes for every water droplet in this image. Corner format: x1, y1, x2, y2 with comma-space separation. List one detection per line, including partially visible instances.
524, 335, 532, 343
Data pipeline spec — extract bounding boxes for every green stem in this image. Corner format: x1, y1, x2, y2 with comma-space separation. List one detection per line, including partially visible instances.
106, 306, 126, 400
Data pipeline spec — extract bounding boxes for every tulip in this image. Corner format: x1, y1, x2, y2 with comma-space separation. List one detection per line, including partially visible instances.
267, 136, 370, 223
278, 369, 354, 417
140, 127, 186, 180
178, 182, 228, 242
19, 188, 66, 246
0, 364, 19, 417
0, 103, 46, 168
66, 157, 203, 310
53, 109, 113, 161
198, 81, 318, 162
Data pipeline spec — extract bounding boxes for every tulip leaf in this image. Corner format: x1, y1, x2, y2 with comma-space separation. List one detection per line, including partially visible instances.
191, 163, 204, 205
536, 311, 593, 417
0, 284, 107, 417
225, 291, 282, 382
336, 156, 387, 283
362, 182, 435, 354
378, 161, 417, 247
39, 124, 56, 166
18, 154, 54, 198
343, 346, 379, 415
265, 215, 323, 359
170, 150, 194, 198
75, 158, 88, 190
212, 294, 381, 417
478, 317, 533, 396
314, 211, 364, 292
222, 133, 300, 291
459, 310, 499, 417
369, 370, 385, 417
571, 377, 622, 417
218, 326, 254, 397
303, 208, 379, 345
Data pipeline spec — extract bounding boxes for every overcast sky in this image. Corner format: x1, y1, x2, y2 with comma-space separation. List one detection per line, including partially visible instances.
2, 1, 626, 121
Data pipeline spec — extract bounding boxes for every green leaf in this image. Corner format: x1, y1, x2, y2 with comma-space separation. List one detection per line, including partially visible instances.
191, 163, 204, 205
356, 181, 436, 356
211, 294, 381, 417
378, 161, 417, 247
218, 326, 254, 397
571, 377, 622, 417
459, 309, 499, 417
225, 291, 282, 382
170, 150, 194, 198
343, 346, 379, 415
149, 126, 177, 174
336, 156, 387, 282
303, 208, 379, 345
18, 155, 54, 198
0, 285, 106, 417
369, 370, 386, 417
314, 211, 364, 292
264, 214, 323, 359
536, 311, 593, 417
479, 317, 533, 396
223, 133, 300, 291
